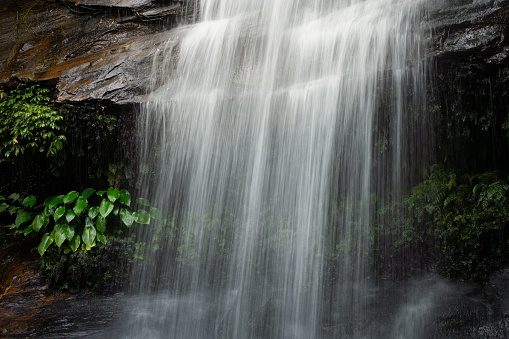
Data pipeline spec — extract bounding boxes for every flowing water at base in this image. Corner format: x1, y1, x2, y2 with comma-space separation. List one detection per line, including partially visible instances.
6, 273, 509, 338
130, 0, 427, 337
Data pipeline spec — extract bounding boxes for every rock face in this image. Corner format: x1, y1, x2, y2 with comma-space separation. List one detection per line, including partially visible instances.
423, 0, 509, 173
1, 0, 508, 104
0, 0, 185, 103
426, 0, 509, 64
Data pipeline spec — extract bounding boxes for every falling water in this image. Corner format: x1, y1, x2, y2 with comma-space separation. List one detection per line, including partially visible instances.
130, 0, 427, 337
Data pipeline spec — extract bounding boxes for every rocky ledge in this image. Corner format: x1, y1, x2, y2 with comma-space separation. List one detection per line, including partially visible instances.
0, 0, 186, 103
426, 0, 509, 64
0, 0, 508, 103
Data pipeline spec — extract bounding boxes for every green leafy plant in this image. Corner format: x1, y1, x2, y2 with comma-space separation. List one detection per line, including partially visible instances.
372, 165, 509, 282
0, 188, 160, 256
0, 83, 65, 160
405, 165, 509, 280
40, 235, 137, 294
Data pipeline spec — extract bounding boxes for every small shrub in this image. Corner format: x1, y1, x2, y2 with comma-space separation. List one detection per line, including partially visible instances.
0, 84, 65, 160
405, 165, 509, 280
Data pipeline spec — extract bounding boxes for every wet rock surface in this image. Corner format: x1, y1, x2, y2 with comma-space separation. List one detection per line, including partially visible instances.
0, 0, 183, 103
2, 230, 507, 338
426, 0, 509, 64
0, 228, 51, 337
0, 263, 51, 338
429, 270, 509, 338
0, 226, 122, 338
1, 0, 508, 104
1, 272, 508, 338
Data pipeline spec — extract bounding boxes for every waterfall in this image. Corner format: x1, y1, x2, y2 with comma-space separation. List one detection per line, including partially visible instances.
129, 0, 427, 337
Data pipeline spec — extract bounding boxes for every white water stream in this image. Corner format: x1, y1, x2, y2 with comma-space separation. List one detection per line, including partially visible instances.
130, 0, 427, 337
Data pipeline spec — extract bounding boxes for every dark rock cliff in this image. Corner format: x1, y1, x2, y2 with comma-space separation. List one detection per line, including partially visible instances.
427, 0, 509, 63
425, 0, 509, 172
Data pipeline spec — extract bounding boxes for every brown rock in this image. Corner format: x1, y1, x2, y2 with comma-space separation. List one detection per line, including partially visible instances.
0, 0, 182, 103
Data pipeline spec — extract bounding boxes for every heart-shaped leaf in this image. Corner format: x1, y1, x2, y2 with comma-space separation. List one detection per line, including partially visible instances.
81, 188, 95, 199
119, 189, 131, 207
31, 214, 48, 232
8, 193, 20, 201
120, 208, 135, 227
95, 215, 106, 234
82, 225, 97, 248
70, 234, 81, 252
96, 233, 107, 244
73, 197, 88, 216
0, 203, 8, 213
47, 195, 64, 209
38, 233, 54, 256
22, 195, 36, 208
54, 224, 66, 247
99, 199, 114, 218
88, 206, 99, 219
8, 206, 18, 216
54, 206, 66, 222
134, 209, 150, 225
23, 225, 33, 236
65, 209, 76, 223
62, 224, 75, 242
63, 191, 79, 204
107, 187, 120, 202
15, 210, 31, 227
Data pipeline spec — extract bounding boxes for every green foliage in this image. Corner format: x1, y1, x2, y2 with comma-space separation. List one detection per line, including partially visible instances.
0, 83, 141, 294
40, 235, 137, 294
0, 84, 65, 160
405, 165, 509, 280
0, 188, 160, 256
